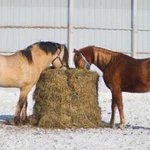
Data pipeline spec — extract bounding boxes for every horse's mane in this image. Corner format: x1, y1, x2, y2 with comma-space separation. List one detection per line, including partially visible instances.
94, 46, 123, 67
37, 41, 62, 54
63, 44, 69, 67
37, 41, 69, 67
95, 46, 121, 56
80, 46, 120, 55
79, 46, 121, 61
78, 46, 123, 70
20, 41, 68, 64
20, 45, 33, 63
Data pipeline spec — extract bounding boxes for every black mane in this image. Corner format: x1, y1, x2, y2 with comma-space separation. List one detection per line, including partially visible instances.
20, 45, 33, 63
20, 41, 68, 65
63, 45, 69, 67
36, 41, 61, 54
37, 41, 69, 67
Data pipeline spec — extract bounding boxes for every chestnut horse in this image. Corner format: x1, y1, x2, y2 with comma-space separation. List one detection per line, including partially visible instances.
74, 46, 150, 129
0, 41, 68, 125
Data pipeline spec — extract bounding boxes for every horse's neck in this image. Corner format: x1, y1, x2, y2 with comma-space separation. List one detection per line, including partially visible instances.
31, 47, 52, 72
93, 48, 114, 71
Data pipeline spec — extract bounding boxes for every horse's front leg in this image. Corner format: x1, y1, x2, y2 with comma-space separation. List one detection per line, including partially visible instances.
14, 85, 32, 125
14, 94, 27, 125
111, 88, 125, 129
21, 100, 28, 124
110, 99, 117, 128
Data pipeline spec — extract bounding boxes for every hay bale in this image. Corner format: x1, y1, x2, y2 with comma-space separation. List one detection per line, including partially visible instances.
31, 68, 102, 129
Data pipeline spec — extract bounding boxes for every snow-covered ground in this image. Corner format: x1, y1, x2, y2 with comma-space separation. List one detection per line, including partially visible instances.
0, 85, 150, 150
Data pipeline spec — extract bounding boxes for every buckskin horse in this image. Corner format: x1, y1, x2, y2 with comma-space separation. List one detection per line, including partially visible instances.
0, 41, 68, 125
74, 46, 150, 129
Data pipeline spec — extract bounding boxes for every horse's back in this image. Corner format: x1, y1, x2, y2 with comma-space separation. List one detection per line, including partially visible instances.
104, 55, 150, 92
0, 53, 35, 87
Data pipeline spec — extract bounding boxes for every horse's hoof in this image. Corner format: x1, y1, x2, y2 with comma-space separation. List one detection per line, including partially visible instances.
109, 123, 116, 129
21, 118, 29, 125
14, 117, 20, 126
118, 124, 125, 130
110, 125, 116, 129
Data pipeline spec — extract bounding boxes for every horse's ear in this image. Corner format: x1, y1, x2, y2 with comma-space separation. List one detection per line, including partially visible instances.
60, 45, 64, 50
74, 49, 78, 53
55, 46, 63, 55
62, 44, 66, 47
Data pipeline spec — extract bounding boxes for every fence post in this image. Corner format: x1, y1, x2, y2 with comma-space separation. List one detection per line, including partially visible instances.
68, 0, 74, 68
132, 0, 137, 58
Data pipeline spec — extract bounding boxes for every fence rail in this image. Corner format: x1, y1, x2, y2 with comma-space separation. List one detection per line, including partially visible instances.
0, 0, 150, 62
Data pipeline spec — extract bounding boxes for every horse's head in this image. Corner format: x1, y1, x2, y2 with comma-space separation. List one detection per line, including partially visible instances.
74, 49, 91, 70
52, 44, 69, 69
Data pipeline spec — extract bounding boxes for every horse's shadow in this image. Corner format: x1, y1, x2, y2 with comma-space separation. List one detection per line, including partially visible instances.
126, 124, 150, 130
102, 121, 150, 131
0, 115, 13, 121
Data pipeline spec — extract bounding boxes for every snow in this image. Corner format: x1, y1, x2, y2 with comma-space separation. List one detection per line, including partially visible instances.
0, 85, 150, 150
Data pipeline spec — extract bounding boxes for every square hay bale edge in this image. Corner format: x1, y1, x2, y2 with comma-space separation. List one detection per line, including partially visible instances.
31, 68, 102, 129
